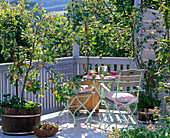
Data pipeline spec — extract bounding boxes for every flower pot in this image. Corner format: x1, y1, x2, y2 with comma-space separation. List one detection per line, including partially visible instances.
1, 104, 41, 135
137, 108, 154, 124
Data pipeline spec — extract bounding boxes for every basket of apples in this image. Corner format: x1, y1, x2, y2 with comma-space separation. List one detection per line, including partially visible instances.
33, 121, 59, 137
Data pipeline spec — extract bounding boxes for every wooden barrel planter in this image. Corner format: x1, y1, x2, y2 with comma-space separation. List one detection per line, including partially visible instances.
1, 104, 41, 135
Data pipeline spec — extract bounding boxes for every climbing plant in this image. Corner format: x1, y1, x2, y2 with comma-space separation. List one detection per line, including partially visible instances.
154, 0, 170, 95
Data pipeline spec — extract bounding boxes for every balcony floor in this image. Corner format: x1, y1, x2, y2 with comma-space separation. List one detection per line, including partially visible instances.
0, 109, 138, 138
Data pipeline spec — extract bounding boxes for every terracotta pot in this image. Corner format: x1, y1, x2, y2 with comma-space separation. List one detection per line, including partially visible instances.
1, 104, 41, 135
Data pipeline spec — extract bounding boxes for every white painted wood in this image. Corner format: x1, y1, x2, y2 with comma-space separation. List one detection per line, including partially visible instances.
123, 64, 127, 70
75, 57, 133, 65
0, 56, 138, 114
117, 64, 121, 71
91, 64, 95, 71
141, 9, 164, 61
110, 64, 114, 72
134, 0, 141, 7
73, 42, 79, 58
80, 63, 84, 75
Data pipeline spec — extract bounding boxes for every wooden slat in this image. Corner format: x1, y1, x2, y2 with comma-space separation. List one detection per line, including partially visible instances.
115, 75, 141, 81
110, 64, 114, 71
117, 69, 144, 75
114, 81, 140, 87
123, 64, 127, 70
91, 64, 95, 71
104, 64, 108, 72
80, 63, 84, 75
117, 64, 120, 71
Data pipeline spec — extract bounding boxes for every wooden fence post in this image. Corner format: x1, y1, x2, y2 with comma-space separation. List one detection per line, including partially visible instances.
129, 58, 137, 69
73, 42, 79, 58
73, 42, 79, 76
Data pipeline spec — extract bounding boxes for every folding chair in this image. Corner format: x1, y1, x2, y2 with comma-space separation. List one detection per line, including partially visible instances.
99, 69, 145, 129
57, 83, 95, 126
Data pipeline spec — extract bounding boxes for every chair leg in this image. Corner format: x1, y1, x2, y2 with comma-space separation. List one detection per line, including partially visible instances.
127, 105, 138, 128
115, 105, 129, 127
57, 97, 78, 126
99, 104, 110, 129
114, 103, 138, 129
99, 102, 116, 129
85, 99, 102, 124
57, 93, 95, 126
76, 95, 92, 116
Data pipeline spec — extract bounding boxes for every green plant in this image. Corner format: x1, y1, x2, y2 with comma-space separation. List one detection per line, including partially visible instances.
66, 0, 135, 74
0, 0, 76, 110
104, 100, 170, 138
155, 0, 169, 96
66, 0, 165, 110
104, 123, 170, 138
135, 0, 169, 110
137, 60, 161, 109
0, 94, 39, 110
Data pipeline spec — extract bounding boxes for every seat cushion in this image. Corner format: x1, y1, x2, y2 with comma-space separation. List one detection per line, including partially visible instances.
73, 85, 93, 94
105, 92, 135, 103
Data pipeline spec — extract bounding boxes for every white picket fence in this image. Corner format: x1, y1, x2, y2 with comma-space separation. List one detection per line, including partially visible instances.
0, 56, 136, 114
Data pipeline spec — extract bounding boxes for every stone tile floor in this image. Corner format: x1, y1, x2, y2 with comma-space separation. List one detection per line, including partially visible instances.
0, 109, 136, 138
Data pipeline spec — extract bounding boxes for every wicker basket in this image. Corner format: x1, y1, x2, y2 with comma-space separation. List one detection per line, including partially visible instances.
33, 125, 59, 137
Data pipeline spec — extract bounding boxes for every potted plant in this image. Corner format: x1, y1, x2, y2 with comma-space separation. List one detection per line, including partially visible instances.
137, 60, 161, 123
0, 0, 76, 135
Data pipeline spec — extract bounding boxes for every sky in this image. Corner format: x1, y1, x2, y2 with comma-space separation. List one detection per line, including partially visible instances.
8, 0, 74, 13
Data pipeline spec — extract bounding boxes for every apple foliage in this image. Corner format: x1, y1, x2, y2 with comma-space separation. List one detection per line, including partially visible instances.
0, 0, 77, 106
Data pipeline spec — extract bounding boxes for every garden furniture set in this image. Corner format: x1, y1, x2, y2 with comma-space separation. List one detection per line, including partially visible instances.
57, 69, 145, 129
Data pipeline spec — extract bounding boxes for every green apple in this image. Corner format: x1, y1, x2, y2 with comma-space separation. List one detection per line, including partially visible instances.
91, 74, 96, 78
100, 74, 104, 79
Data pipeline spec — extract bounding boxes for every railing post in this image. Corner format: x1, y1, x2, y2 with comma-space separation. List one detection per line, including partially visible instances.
129, 58, 137, 69
134, 0, 141, 7
73, 42, 79, 76
73, 42, 79, 58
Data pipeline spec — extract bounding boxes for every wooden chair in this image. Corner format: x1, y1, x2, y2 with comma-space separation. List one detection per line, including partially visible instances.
99, 69, 145, 129
56, 80, 100, 126
68, 80, 99, 114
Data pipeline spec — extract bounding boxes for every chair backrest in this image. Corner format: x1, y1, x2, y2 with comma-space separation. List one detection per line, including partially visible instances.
114, 69, 144, 88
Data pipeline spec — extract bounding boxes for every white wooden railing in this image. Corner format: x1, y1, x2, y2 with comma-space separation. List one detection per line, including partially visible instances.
0, 56, 137, 114
75, 57, 136, 75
